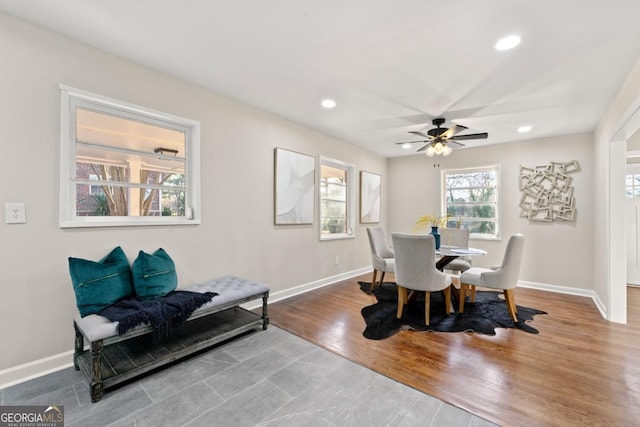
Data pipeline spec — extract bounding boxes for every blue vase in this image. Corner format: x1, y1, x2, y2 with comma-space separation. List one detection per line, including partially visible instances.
430, 226, 441, 249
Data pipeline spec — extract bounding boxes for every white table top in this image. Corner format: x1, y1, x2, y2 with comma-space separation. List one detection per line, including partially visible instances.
436, 245, 487, 256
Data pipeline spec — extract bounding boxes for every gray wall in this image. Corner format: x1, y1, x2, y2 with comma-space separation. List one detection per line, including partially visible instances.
0, 13, 386, 377
388, 133, 594, 290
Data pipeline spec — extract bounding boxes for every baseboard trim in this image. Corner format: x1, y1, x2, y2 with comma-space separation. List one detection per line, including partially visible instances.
0, 350, 74, 390
2, 267, 373, 390
518, 280, 607, 318
242, 267, 372, 310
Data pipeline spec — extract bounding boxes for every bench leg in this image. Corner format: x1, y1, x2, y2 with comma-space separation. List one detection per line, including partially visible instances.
90, 340, 104, 403
73, 322, 83, 371
262, 292, 270, 330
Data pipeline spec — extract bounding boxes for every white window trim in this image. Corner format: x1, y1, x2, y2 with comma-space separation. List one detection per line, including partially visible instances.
59, 85, 201, 228
441, 164, 501, 241
318, 156, 356, 241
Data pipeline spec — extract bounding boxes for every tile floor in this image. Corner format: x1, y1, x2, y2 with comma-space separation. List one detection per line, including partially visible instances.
1, 327, 496, 427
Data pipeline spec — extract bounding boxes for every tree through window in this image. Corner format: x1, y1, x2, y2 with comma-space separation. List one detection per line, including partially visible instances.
442, 166, 499, 239
73, 108, 186, 217
60, 86, 201, 228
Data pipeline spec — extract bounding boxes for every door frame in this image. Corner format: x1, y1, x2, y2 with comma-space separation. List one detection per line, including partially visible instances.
625, 160, 640, 285
610, 100, 640, 323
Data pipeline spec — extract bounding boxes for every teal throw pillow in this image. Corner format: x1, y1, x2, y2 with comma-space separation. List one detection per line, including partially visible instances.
132, 248, 178, 300
69, 246, 134, 317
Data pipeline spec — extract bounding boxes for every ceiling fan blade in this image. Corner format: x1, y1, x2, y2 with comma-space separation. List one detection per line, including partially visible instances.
452, 132, 488, 141
440, 124, 468, 140
416, 144, 430, 152
409, 130, 433, 139
448, 141, 465, 149
395, 140, 427, 145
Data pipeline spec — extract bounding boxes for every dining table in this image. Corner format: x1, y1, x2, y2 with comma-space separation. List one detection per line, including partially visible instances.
435, 245, 487, 271
435, 245, 487, 306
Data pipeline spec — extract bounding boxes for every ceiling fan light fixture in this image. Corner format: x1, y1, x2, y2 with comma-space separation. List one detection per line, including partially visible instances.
402, 143, 412, 149
403, 117, 486, 157
433, 142, 445, 154
425, 141, 452, 157
495, 35, 521, 51
425, 145, 436, 157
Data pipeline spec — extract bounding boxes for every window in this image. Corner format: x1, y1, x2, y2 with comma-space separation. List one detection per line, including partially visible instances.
626, 174, 640, 198
319, 157, 355, 240
442, 166, 500, 239
59, 86, 201, 227
88, 174, 104, 196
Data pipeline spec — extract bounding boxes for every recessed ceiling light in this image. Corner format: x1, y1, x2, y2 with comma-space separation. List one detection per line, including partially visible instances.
321, 99, 336, 109
518, 125, 532, 133
402, 143, 412, 149
495, 35, 521, 51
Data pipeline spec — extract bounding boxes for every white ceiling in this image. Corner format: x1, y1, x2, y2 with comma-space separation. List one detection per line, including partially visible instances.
3, 0, 640, 158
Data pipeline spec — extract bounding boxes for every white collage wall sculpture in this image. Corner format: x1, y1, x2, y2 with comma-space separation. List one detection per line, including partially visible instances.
519, 160, 580, 222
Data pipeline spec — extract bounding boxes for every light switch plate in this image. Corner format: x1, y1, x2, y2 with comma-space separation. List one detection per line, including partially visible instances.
5, 203, 26, 224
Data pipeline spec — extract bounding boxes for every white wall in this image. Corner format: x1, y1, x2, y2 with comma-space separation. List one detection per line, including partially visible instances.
594, 58, 640, 322
0, 13, 386, 377
388, 133, 594, 291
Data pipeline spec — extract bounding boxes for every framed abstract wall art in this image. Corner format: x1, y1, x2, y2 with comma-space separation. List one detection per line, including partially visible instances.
274, 147, 315, 225
360, 170, 381, 223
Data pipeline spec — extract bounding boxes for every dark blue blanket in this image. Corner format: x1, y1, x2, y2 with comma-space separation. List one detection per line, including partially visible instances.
98, 290, 217, 342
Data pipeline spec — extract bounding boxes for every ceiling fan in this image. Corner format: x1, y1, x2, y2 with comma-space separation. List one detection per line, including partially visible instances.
397, 118, 488, 156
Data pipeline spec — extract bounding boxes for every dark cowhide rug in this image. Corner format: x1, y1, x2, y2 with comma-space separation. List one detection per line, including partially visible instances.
359, 281, 546, 340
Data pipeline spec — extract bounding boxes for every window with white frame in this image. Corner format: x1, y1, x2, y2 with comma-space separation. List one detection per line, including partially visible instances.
442, 166, 500, 239
319, 157, 355, 240
59, 86, 201, 227
626, 173, 640, 198
88, 174, 104, 196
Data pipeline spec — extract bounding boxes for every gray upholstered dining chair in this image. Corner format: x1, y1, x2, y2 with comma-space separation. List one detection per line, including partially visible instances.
439, 227, 472, 284
366, 227, 395, 291
459, 233, 525, 322
392, 233, 452, 325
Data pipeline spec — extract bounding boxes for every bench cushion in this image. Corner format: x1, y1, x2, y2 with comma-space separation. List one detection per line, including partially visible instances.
74, 275, 269, 342
188, 276, 269, 309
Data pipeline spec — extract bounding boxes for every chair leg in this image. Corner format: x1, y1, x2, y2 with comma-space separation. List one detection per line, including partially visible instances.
451, 273, 461, 288
424, 291, 431, 325
470, 285, 476, 302
459, 283, 468, 313
397, 286, 408, 319
380, 272, 386, 285
444, 286, 451, 315
503, 289, 518, 322
370, 270, 378, 292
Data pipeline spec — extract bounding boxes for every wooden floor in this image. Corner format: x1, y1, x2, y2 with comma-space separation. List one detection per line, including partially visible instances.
267, 274, 640, 427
